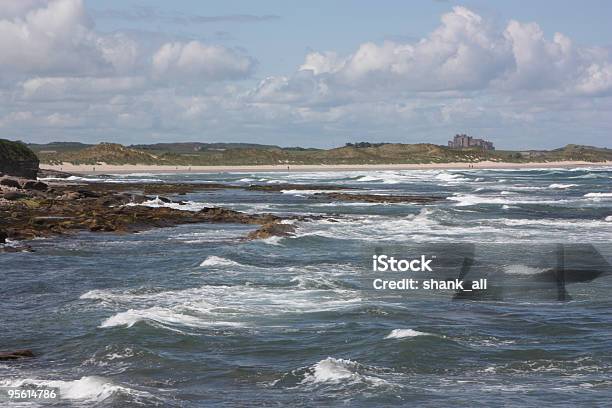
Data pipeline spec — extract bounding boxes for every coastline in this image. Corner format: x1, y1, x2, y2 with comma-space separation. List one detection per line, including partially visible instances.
40, 160, 612, 175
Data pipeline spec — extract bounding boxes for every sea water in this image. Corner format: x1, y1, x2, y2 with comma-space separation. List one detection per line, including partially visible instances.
1, 167, 612, 406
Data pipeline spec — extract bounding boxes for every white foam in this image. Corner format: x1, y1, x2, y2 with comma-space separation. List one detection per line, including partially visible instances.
503, 264, 547, 275
261, 236, 284, 245
100, 306, 243, 330
385, 329, 430, 339
200, 256, 243, 267
356, 175, 383, 182
549, 183, 577, 189
301, 357, 389, 387
280, 189, 347, 195
0, 376, 147, 402
435, 172, 469, 182
447, 193, 570, 207
606, 216, 612, 222
87, 283, 362, 331
584, 192, 612, 198
125, 196, 209, 211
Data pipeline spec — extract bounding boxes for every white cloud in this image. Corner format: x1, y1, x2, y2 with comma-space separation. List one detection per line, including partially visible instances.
289, 6, 612, 98
0, 0, 108, 76
20, 76, 147, 100
297, 7, 513, 92
152, 41, 255, 81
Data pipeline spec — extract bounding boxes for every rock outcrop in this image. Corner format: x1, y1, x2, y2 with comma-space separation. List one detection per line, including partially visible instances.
0, 139, 39, 179
0, 349, 34, 360
0, 180, 305, 243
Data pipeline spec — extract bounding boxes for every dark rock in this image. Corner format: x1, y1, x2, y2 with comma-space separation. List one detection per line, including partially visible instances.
247, 222, 295, 239
76, 189, 101, 198
22, 180, 48, 191
0, 229, 6, 244
0, 139, 39, 178
0, 177, 21, 189
3, 191, 28, 200
0, 349, 34, 360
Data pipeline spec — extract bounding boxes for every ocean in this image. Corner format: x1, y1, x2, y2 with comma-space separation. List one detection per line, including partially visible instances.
1, 167, 612, 407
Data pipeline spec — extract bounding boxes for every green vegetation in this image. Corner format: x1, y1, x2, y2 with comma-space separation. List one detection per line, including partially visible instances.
0, 139, 40, 178
1, 139, 39, 162
28, 141, 612, 166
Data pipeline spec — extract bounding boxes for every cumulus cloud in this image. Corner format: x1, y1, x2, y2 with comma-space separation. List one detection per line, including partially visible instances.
0, 0, 256, 82
0, 0, 143, 79
288, 6, 612, 97
152, 41, 255, 81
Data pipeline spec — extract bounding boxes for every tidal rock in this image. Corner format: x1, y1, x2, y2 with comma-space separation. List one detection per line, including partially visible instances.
0, 229, 6, 244
59, 191, 81, 200
76, 189, 101, 198
3, 191, 28, 200
0, 177, 21, 189
22, 180, 48, 191
0, 349, 34, 360
247, 222, 295, 239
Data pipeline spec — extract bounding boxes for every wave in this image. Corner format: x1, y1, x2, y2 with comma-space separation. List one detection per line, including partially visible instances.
503, 264, 547, 275
125, 196, 209, 211
549, 183, 577, 189
385, 328, 430, 339
86, 283, 362, 332
290, 275, 344, 290
0, 376, 149, 402
606, 216, 612, 222
584, 192, 612, 198
280, 189, 348, 195
300, 357, 390, 387
356, 175, 383, 183
435, 172, 470, 182
447, 193, 573, 207
100, 306, 243, 331
261, 236, 285, 245
200, 256, 243, 267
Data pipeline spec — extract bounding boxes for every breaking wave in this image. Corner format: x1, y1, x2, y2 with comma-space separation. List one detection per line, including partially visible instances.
300, 357, 390, 387
503, 264, 547, 275
385, 329, 431, 339
125, 196, 209, 211
549, 183, 577, 189
200, 256, 244, 267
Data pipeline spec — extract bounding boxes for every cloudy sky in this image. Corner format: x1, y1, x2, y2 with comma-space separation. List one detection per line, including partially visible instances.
1, 0, 611, 149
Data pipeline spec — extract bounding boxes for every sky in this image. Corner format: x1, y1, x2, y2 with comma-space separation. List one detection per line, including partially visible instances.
1, 0, 611, 149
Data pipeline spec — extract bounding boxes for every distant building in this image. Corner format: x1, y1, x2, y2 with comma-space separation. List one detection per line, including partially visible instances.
448, 134, 494, 150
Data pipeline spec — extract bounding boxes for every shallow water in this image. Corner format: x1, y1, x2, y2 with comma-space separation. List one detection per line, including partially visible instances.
2, 167, 612, 407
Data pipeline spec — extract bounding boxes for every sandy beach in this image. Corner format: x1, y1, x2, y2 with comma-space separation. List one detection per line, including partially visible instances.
41, 160, 612, 174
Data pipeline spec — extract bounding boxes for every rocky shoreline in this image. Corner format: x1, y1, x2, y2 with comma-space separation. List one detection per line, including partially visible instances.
0, 176, 337, 252
1, 174, 443, 252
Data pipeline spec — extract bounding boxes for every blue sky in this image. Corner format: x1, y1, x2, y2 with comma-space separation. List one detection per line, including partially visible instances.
1, 0, 611, 148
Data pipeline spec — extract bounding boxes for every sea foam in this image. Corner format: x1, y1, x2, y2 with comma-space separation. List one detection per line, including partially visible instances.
200, 256, 243, 267
300, 357, 389, 387
385, 329, 430, 339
